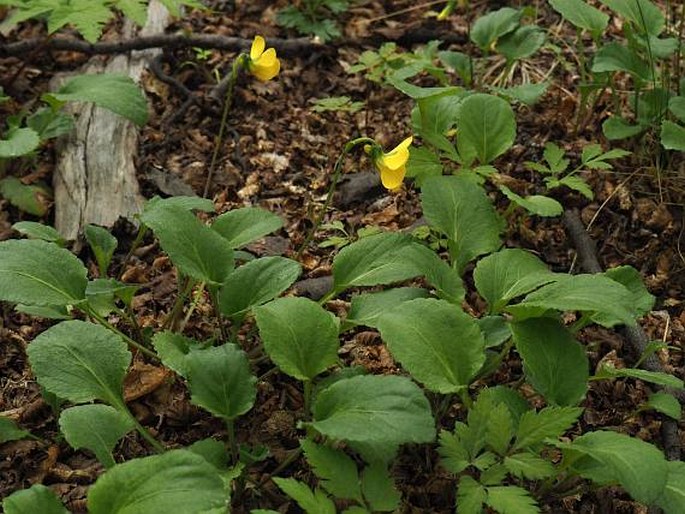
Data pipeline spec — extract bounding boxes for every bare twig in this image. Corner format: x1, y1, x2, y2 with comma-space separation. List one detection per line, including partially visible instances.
563, 209, 682, 461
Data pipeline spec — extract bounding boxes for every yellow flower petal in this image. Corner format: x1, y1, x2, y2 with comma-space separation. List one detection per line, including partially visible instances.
250, 35, 265, 61
379, 162, 406, 190
251, 58, 281, 81
257, 47, 278, 67
379, 136, 412, 170
372, 136, 411, 190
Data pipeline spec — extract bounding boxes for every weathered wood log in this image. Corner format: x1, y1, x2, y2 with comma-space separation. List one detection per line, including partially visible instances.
52, 1, 171, 239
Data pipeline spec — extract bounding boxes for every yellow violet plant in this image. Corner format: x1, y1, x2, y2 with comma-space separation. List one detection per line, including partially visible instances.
204, 35, 281, 196
297, 136, 413, 258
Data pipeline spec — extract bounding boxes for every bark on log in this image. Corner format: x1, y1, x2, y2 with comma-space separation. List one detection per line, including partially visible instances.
52, 1, 170, 239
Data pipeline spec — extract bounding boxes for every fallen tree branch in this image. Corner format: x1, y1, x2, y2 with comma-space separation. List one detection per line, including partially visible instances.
0, 34, 319, 58
563, 208, 682, 461
0, 31, 468, 59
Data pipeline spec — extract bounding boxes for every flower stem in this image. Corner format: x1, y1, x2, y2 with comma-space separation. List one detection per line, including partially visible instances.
204, 56, 245, 198
295, 137, 375, 259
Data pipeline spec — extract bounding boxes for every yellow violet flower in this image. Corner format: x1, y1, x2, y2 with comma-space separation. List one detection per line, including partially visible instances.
248, 35, 281, 82
372, 137, 413, 190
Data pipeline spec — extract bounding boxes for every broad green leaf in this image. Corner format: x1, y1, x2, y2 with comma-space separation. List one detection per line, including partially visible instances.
504, 452, 555, 479
421, 175, 503, 273
301, 439, 362, 502
187, 438, 229, 470
86, 278, 138, 316
661, 121, 685, 151
438, 50, 472, 85
59, 405, 134, 468
47, 74, 148, 126
15, 304, 70, 320
310, 375, 435, 450
471, 7, 521, 51
509, 274, 639, 327
0, 176, 50, 216
669, 96, 685, 123
406, 146, 443, 186
0, 127, 40, 158
569, 430, 669, 504
486, 485, 540, 514
212, 207, 283, 249
88, 449, 227, 514
341, 508, 371, 514
511, 318, 589, 406
377, 298, 485, 393
657, 461, 685, 514
3, 484, 69, 514
272, 478, 336, 514
332, 233, 425, 292
417, 90, 463, 137
600, 0, 665, 35
592, 42, 651, 81
646, 35, 679, 59
514, 406, 583, 450
12, 222, 65, 245
361, 462, 401, 512
497, 25, 546, 62
457, 475, 487, 514
478, 316, 512, 348
499, 185, 563, 217
0, 416, 30, 443
386, 75, 461, 99
548, 0, 609, 35
152, 331, 202, 378
595, 365, 684, 389
345, 287, 429, 330
593, 265, 654, 325
603, 116, 646, 139
646, 392, 681, 420
438, 430, 469, 474
26, 107, 74, 140
457, 94, 516, 166
218, 257, 301, 318
255, 297, 339, 381
411, 104, 460, 161
143, 195, 215, 214
405, 243, 466, 303
85, 224, 117, 276
27, 320, 130, 406
474, 248, 557, 312
186, 344, 256, 420
140, 203, 234, 285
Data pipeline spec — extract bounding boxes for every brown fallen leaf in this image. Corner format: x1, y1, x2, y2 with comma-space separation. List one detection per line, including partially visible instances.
124, 361, 171, 403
